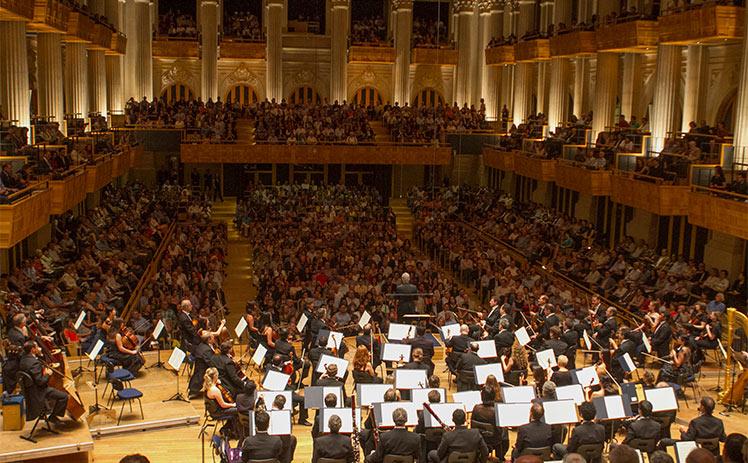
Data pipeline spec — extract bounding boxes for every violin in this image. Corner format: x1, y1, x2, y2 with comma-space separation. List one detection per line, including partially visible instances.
216, 382, 234, 403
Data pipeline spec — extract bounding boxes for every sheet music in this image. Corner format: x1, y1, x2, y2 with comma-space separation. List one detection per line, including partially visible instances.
583, 330, 592, 350
321, 407, 362, 433
296, 313, 308, 333
543, 400, 579, 425
167, 347, 186, 371
87, 339, 104, 361
74, 310, 86, 330
326, 331, 344, 350
394, 368, 428, 389
675, 441, 699, 463
423, 403, 465, 428
356, 384, 392, 407
603, 395, 626, 419
452, 391, 482, 411
252, 344, 268, 366
373, 401, 419, 427
440, 323, 460, 340
555, 384, 586, 405
235, 317, 248, 338
515, 326, 531, 346
382, 343, 412, 362
644, 387, 678, 412
303, 386, 343, 409
262, 370, 291, 391
642, 333, 652, 353
495, 402, 532, 427
475, 363, 504, 384
411, 388, 446, 409
575, 366, 600, 387
474, 340, 498, 359
388, 323, 415, 341
358, 311, 371, 329
153, 320, 165, 340
620, 353, 636, 372
255, 391, 292, 410
249, 410, 292, 436
502, 385, 536, 403
536, 349, 558, 369
315, 354, 349, 378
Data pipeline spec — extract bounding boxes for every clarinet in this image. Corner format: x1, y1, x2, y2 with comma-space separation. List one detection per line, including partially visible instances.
351, 394, 361, 463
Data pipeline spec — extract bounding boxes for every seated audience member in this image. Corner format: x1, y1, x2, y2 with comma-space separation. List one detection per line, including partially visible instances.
312, 415, 355, 463
241, 410, 284, 463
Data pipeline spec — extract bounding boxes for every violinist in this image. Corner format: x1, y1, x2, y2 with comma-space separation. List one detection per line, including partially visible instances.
444, 324, 471, 374
259, 312, 277, 360
265, 354, 310, 426
188, 331, 216, 399
493, 319, 514, 352
177, 299, 199, 352
203, 367, 238, 436
649, 312, 673, 359
19, 341, 69, 424
355, 323, 381, 369
404, 325, 435, 376
243, 302, 260, 348
274, 328, 304, 379
657, 334, 693, 384
106, 317, 144, 375
213, 340, 246, 396
308, 336, 333, 385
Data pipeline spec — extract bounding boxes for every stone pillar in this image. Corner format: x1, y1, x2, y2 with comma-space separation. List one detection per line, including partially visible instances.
0, 21, 30, 129
513, 62, 535, 123
455, 0, 477, 105
681, 45, 707, 132
106, 0, 125, 114
64, 42, 89, 118
392, 0, 413, 105
555, 0, 573, 26
266, 0, 284, 101
592, 52, 619, 137
37, 33, 65, 125
733, 17, 748, 163
500, 65, 514, 121
573, 57, 589, 117
124, 0, 153, 100
200, 0, 218, 101
536, 61, 549, 116
479, 0, 501, 120
651, 44, 681, 152
621, 53, 641, 121
547, 58, 569, 129
88, 49, 108, 115
330, 0, 349, 103
517, 0, 536, 37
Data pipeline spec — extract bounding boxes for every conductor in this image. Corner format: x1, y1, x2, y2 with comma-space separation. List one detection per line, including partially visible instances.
396, 272, 418, 320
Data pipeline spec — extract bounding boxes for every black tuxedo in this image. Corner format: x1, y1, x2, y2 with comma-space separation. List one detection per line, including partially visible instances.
213, 353, 244, 395
651, 322, 672, 358
19, 353, 68, 420
457, 352, 486, 372
493, 330, 514, 351
177, 311, 199, 351
562, 329, 580, 349
542, 339, 569, 358
471, 403, 508, 455
513, 420, 556, 458
567, 421, 606, 453
446, 335, 471, 354
680, 415, 726, 442
312, 432, 354, 463
365, 427, 421, 463
486, 305, 501, 329
431, 426, 488, 463
396, 283, 418, 318
624, 417, 661, 444
188, 340, 217, 395
274, 339, 295, 361
241, 432, 284, 463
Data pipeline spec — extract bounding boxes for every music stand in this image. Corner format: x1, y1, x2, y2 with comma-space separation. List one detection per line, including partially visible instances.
70, 310, 90, 377
146, 320, 167, 370
163, 347, 189, 403
86, 340, 115, 424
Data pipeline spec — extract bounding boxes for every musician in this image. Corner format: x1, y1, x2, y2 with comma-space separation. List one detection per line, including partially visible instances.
542, 326, 569, 358
312, 415, 355, 463
471, 386, 509, 460
266, 354, 311, 426
352, 345, 382, 384
623, 400, 662, 445
676, 397, 726, 444
456, 343, 486, 392
177, 299, 199, 352
603, 307, 619, 333
493, 319, 514, 351
539, 303, 561, 339
259, 312, 277, 359
364, 408, 421, 463
2, 313, 32, 393
356, 324, 381, 369
317, 364, 348, 404
269, 395, 298, 463
403, 347, 431, 373
307, 307, 329, 351
19, 341, 69, 423
561, 319, 580, 353
188, 331, 217, 399
657, 335, 693, 384
235, 380, 257, 414
312, 393, 341, 439
213, 340, 245, 396
274, 327, 303, 374
589, 296, 606, 323
550, 355, 573, 387
405, 325, 435, 376
611, 327, 638, 382
554, 401, 605, 460
243, 302, 260, 348
485, 297, 502, 333
415, 389, 442, 434
693, 312, 721, 352
650, 314, 673, 359
512, 402, 557, 459
241, 410, 284, 463
445, 324, 471, 373
308, 336, 333, 385
106, 317, 144, 375
427, 409, 488, 463
395, 272, 418, 320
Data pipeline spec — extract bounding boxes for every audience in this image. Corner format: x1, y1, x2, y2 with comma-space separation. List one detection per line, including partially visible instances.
125, 97, 238, 142
157, 9, 198, 38
383, 102, 487, 142
351, 16, 387, 44
412, 18, 449, 47
224, 11, 263, 41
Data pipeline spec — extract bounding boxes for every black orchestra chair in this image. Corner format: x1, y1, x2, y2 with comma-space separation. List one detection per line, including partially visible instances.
627, 438, 658, 455
447, 451, 477, 463
17, 371, 59, 443
470, 420, 499, 456
456, 370, 476, 392
520, 446, 552, 461
383, 456, 414, 463
109, 378, 144, 425
575, 443, 604, 463
696, 438, 721, 457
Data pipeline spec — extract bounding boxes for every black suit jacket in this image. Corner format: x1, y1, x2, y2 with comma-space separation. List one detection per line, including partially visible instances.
446, 335, 471, 354
681, 415, 726, 442
19, 354, 50, 420
486, 305, 501, 328
309, 346, 333, 369
542, 339, 569, 358
408, 336, 435, 360
177, 311, 198, 350
396, 283, 418, 317
562, 329, 580, 349
567, 421, 606, 453
624, 417, 661, 444
313, 432, 354, 463
368, 427, 421, 463
213, 354, 244, 393
7, 326, 27, 347
274, 339, 295, 360
436, 426, 489, 462
241, 432, 284, 462
651, 322, 672, 358
513, 420, 555, 456
493, 330, 514, 351
457, 352, 486, 372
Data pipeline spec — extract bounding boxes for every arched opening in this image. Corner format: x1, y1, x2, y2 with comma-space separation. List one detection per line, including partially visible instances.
288, 86, 321, 105
352, 86, 383, 107
716, 89, 737, 132
225, 84, 260, 106
160, 84, 194, 103
412, 88, 444, 107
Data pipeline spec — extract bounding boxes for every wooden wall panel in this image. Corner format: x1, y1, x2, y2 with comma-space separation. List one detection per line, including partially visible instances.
596, 20, 659, 52
482, 147, 515, 172
513, 152, 556, 182
555, 162, 612, 196
658, 5, 743, 44
85, 157, 114, 192
152, 39, 199, 58
486, 45, 515, 65
29, 0, 70, 33
411, 48, 459, 65
219, 41, 266, 60
515, 39, 551, 62
549, 31, 597, 57
348, 46, 395, 63
50, 170, 87, 215
0, 189, 51, 248
688, 191, 748, 240
611, 173, 689, 215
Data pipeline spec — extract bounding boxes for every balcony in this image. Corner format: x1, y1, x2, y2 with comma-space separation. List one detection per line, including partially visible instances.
88, 23, 112, 50
411, 47, 459, 65
688, 187, 748, 240
513, 151, 556, 182
85, 157, 114, 193
482, 146, 515, 171
108, 32, 127, 55
549, 31, 597, 57
611, 171, 690, 215
220, 40, 266, 60
181, 143, 453, 165
596, 20, 659, 52
348, 45, 395, 63
485, 45, 515, 65
555, 161, 612, 196
49, 168, 86, 215
28, 0, 70, 34
515, 39, 551, 62
66, 10, 95, 42
0, 0, 34, 21
658, 4, 744, 45
0, 187, 51, 248
152, 37, 199, 58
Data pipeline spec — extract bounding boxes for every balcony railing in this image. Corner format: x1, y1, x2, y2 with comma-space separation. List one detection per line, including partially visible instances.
108, 32, 127, 55
659, 4, 744, 44
611, 170, 690, 215
549, 31, 597, 57
348, 45, 396, 63
29, 0, 69, 34
688, 185, 748, 240
482, 146, 516, 171
220, 40, 266, 60
555, 159, 613, 196
514, 150, 557, 181
49, 167, 86, 215
515, 38, 551, 62
485, 45, 515, 65
596, 19, 659, 52
66, 10, 95, 42
89, 23, 112, 50
152, 37, 199, 58
411, 47, 459, 65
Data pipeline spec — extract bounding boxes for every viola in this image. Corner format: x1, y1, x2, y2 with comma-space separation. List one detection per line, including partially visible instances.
216, 383, 234, 403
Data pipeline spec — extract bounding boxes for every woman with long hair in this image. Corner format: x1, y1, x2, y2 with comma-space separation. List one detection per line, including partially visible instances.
106, 317, 144, 375
352, 345, 382, 384
203, 367, 238, 437
483, 374, 502, 402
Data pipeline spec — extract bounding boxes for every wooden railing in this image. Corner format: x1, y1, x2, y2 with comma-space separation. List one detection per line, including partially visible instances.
555, 159, 613, 196
348, 45, 396, 63
688, 185, 748, 240
411, 47, 459, 65
658, 3, 744, 44
596, 19, 659, 52
0, 183, 51, 248
485, 45, 516, 65
220, 40, 266, 59
0, 0, 35, 20
611, 170, 690, 215
515, 38, 551, 62
152, 37, 199, 58
29, 0, 70, 34
549, 30, 597, 57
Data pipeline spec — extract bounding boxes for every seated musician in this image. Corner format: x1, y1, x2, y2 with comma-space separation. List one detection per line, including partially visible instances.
542, 326, 569, 358
355, 324, 381, 370
471, 386, 509, 460
554, 401, 605, 460
657, 335, 693, 384
403, 347, 431, 372
241, 410, 284, 463
308, 336, 333, 385
269, 395, 297, 463
19, 341, 69, 424
415, 389, 443, 462
274, 327, 304, 373
235, 380, 257, 414
265, 353, 310, 425
405, 325, 436, 376
106, 317, 144, 375
312, 415, 355, 463
312, 393, 341, 439
359, 387, 400, 455
203, 367, 238, 436
512, 402, 558, 459
444, 324, 471, 373
550, 355, 573, 387
213, 340, 245, 396
663, 397, 725, 450
352, 345, 382, 384
692, 312, 721, 360
317, 363, 349, 404
456, 343, 487, 391
427, 409, 488, 463
493, 318, 514, 351
623, 400, 661, 445
2, 313, 34, 393
364, 407, 421, 463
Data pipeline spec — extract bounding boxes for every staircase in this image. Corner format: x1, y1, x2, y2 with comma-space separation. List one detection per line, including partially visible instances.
389, 198, 414, 238
369, 120, 392, 143
236, 118, 255, 143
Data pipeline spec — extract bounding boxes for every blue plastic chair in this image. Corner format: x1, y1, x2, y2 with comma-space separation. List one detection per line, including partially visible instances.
104, 369, 135, 406
111, 380, 144, 425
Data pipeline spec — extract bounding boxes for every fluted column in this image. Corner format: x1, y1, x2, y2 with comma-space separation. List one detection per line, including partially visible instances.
106, 0, 125, 113
201, 0, 218, 101
516, 0, 536, 37
500, 65, 514, 121
733, 18, 748, 163
455, 0, 477, 104
547, 58, 569, 129
37, 33, 65, 125
65, 42, 89, 117
592, 52, 619, 136
573, 57, 589, 117
0, 22, 30, 129
681, 45, 707, 132
513, 63, 535, 123
621, 54, 641, 121
88, 50, 108, 115
651, 45, 681, 152
124, 0, 153, 100
536, 61, 549, 116
330, 0, 349, 102
393, 0, 413, 105
479, 0, 501, 119
266, 0, 284, 101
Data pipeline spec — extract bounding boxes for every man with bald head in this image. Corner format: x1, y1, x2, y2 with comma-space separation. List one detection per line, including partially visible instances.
396, 272, 418, 320
177, 299, 199, 351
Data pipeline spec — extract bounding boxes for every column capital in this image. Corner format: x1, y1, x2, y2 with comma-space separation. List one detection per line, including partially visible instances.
201, 0, 218, 5
454, 0, 477, 13
331, 0, 350, 8
478, 0, 502, 14
267, 0, 284, 7
391, 0, 413, 11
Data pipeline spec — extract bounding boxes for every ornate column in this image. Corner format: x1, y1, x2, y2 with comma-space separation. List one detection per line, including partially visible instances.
651, 45, 681, 152
37, 33, 65, 126
330, 0, 350, 103
733, 18, 748, 163
573, 57, 589, 117
392, 0, 413, 105
200, 0, 218, 101
65, 42, 89, 117
681, 45, 707, 132
479, 0, 501, 120
0, 21, 30, 129
513, 63, 535, 123
547, 58, 569, 129
88, 50, 108, 115
516, 0, 536, 38
591, 52, 619, 137
621, 53, 641, 121
500, 65, 514, 121
106, 0, 125, 113
266, 0, 284, 101
536, 62, 549, 116
124, 0, 153, 100
455, 0, 477, 105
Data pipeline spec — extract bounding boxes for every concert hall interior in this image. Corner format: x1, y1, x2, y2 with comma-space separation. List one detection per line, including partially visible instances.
1, 0, 748, 462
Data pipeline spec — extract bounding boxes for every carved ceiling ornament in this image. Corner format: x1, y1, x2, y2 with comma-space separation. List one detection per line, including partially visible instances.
453, 0, 477, 12
478, 0, 502, 13
161, 62, 198, 92
411, 66, 446, 99
391, 0, 413, 11
223, 63, 262, 90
